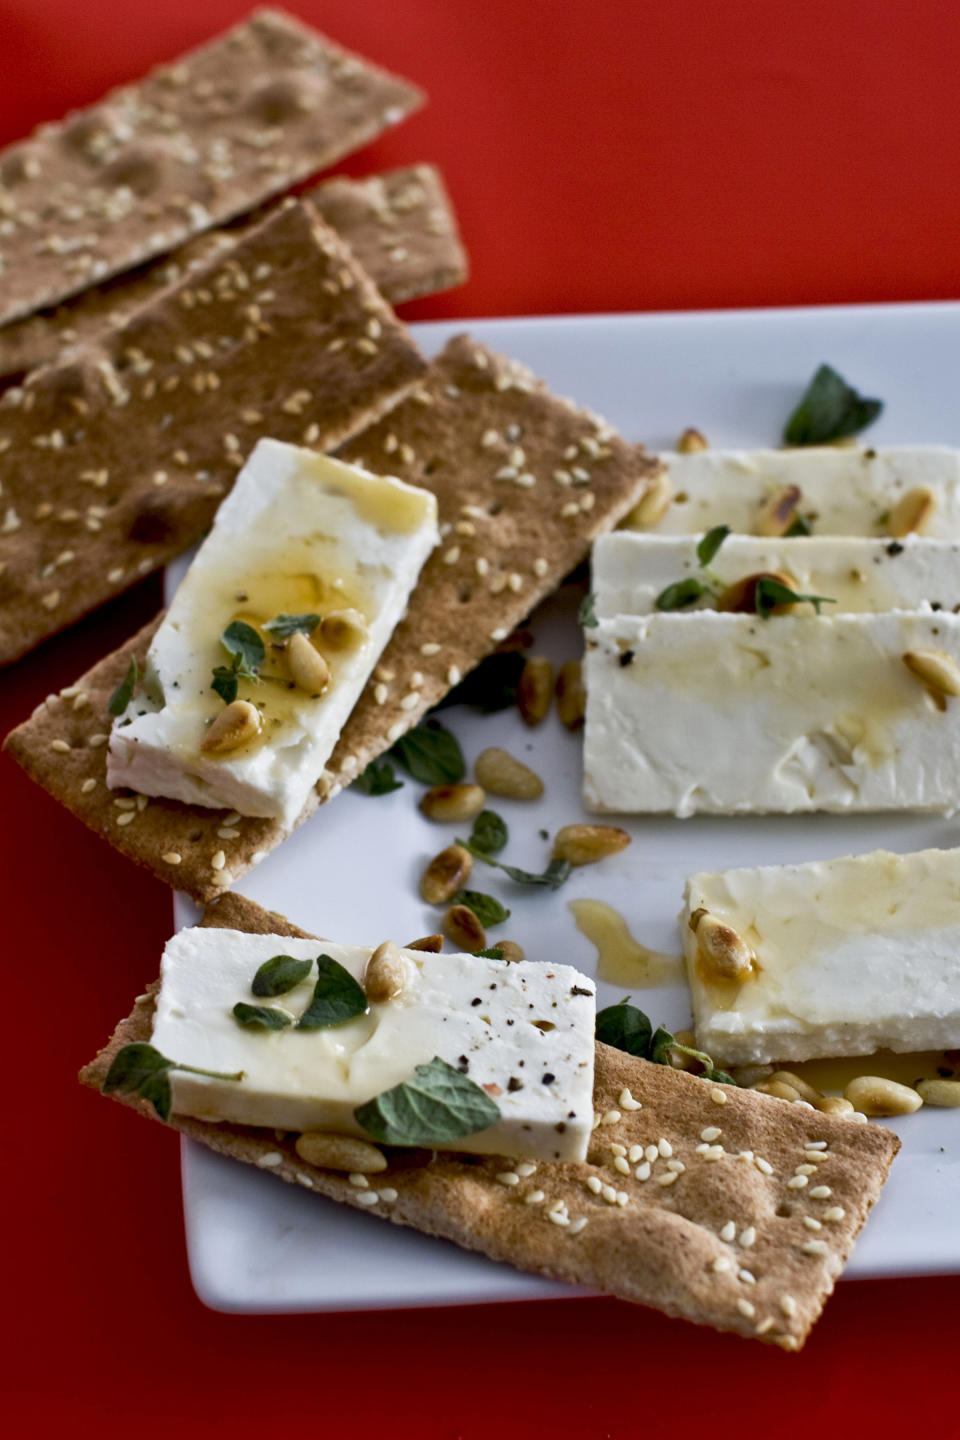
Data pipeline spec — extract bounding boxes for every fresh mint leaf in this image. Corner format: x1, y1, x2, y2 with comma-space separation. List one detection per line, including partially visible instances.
435, 650, 526, 713
102, 1042, 244, 1122
475, 946, 504, 960
251, 954, 313, 998
785, 513, 813, 537
655, 577, 709, 611
696, 524, 731, 568
354, 1056, 500, 1146
578, 592, 598, 628
211, 663, 240, 704
469, 810, 508, 855
263, 613, 320, 638
753, 578, 835, 619
353, 758, 404, 796
107, 656, 138, 717
232, 1002, 292, 1030
392, 721, 465, 785
454, 890, 511, 927
595, 999, 653, 1057
296, 955, 368, 1030
221, 620, 265, 673
783, 363, 883, 446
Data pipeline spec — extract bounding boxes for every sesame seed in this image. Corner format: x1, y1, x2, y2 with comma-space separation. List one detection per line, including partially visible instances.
657, 1138, 673, 1158
601, 1109, 621, 1126
755, 1156, 774, 1175
113, 798, 136, 810
162, 852, 182, 865
711, 1089, 728, 1105
737, 1299, 756, 1319
755, 1317, 775, 1336
720, 1221, 736, 1242
803, 1216, 822, 1232
80, 778, 97, 794
634, 1162, 651, 1181
496, 1171, 520, 1186
568, 1218, 588, 1235
446, 666, 461, 686
443, 546, 460, 565
400, 692, 420, 711
533, 557, 549, 578
804, 1140, 828, 1150
217, 827, 240, 840
794, 1163, 817, 1176
780, 1294, 798, 1318
809, 1185, 832, 1199
610, 1143, 626, 1157
656, 1171, 679, 1187
739, 1226, 757, 1247
801, 1240, 829, 1257
480, 429, 499, 448
616, 1191, 629, 1207
787, 1175, 808, 1190
420, 642, 441, 656
210, 850, 226, 871
712, 1255, 732, 1273
553, 469, 572, 485
524, 1189, 545, 1205
644, 1144, 658, 1163
628, 1144, 643, 1163
823, 1206, 845, 1223
580, 492, 596, 512
601, 1185, 618, 1204
378, 1188, 398, 1203
107, 567, 124, 583
666, 1159, 685, 1173
116, 812, 136, 827
560, 501, 579, 518
516, 1161, 537, 1178
613, 1156, 630, 1176
548, 1209, 570, 1226
739, 1269, 756, 1286
50, 739, 71, 754
374, 684, 388, 705
475, 557, 490, 577
586, 1175, 603, 1194
356, 1191, 379, 1207
41, 590, 61, 610
348, 1173, 370, 1188
257, 1152, 283, 1168
700, 1126, 722, 1142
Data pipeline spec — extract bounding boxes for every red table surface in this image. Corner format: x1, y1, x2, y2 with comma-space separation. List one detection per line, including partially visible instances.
3, 1, 958, 1434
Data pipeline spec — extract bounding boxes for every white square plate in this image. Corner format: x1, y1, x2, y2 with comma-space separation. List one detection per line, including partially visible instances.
174, 305, 960, 1313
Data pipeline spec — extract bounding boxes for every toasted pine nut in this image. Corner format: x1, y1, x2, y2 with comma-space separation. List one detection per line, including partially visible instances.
887, 485, 935, 537
285, 631, 330, 694
715, 570, 796, 614
814, 1095, 855, 1116
689, 908, 755, 981
444, 903, 488, 953
474, 747, 544, 799
200, 699, 261, 753
625, 467, 673, 527
517, 655, 554, 726
768, 1070, 822, 1104
405, 933, 444, 952
420, 844, 473, 905
844, 1075, 923, 1116
419, 782, 486, 823
916, 1078, 960, 1107
552, 823, 631, 866
754, 485, 801, 537
676, 427, 708, 454
751, 1080, 802, 1102
364, 940, 409, 1003
729, 1064, 774, 1088
555, 660, 586, 732
295, 1132, 387, 1173
320, 608, 368, 652
902, 649, 960, 707
495, 939, 525, 963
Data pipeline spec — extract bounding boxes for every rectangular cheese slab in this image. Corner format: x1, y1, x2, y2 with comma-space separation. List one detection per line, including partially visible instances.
151, 927, 597, 1163
635, 446, 960, 537
107, 439, 438, 824
593, 532, 960, 618
583, 610, 960, 815
682, 847, 960, 1064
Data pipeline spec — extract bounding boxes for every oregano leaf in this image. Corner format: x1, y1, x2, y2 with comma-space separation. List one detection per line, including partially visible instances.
354, 1056, 500, 1146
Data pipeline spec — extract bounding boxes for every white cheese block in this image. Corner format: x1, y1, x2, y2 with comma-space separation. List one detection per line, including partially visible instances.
632, 445, 960, 538
107, 439, 439, 825
593, 531, 960, 618
583, 610, 960, 815
682, 847, 960, 1064
151, 927, 597, 1163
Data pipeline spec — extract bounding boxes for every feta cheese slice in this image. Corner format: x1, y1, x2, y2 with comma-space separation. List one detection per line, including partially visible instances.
632, 445, 960, 538
583, 610, 960, 815
682, 847, 960, 1064
593, 532, 960, 619
151, 927, 597, 1163
107, 439, 439, 824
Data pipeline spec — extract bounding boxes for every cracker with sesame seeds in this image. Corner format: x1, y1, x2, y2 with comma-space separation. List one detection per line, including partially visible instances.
0, 8, 423, 327
79, 892, 900, 1347
0, 198, 426, 667
5, 332, 657, 899
0, 164, 467, 385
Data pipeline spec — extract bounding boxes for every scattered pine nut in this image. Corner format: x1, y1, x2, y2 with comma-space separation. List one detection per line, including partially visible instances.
419, 782, 486, 823
474, 747, 543, 799
516, 655, 554, 726
420, 844, 473, 905
552, 823, 630, 867
555, 660, 586, 731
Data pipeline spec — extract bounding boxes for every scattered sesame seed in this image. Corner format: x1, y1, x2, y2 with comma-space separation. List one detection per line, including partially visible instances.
755, 1156, 774, 1175
634, 1162, 651, 1181
601, 1109, 621, 1126
666, 1159, 685, 1173
711, 1089, 728, 1105
210, 849, 226, 870
801, 1240, 829, 1257
779, 1294, 798, 1319
378, 1188, 398, 1203
447, 666, 461, 686
374, 683, 388, 705
480, 429, 499, 448
560, 501, 580, 518
217, 827, 240, 840
586, 1175, 603, 1194
80, 778, 97, 794
738, 1268, 756, 1285
720, 1221, 736, 1242
739, 1226, 757, 1247
50, 739, 71, 753
644, 1144, 658, 1163
656, 1171, 679, 1187
804, 1140, 828, 1150
601, 1185, 618, 1205
809, 1185, 832, 1199
628, 1144, 643, 1163
524, 1189, 545, 1205
803, 1216, 822, 1232
657, 1138, 673, 1158
420, 642, 441, 656
700, 1126, 722, 1142
616, 1191, 629, 1207
356, 1191, 379, 1207
443, 546, 460, 565
162, 852, 182, 865
823, 1206, 845, 1223
787, 1175, 808, 1190
496, 1171, 520, 1187
737, 1299, 756, 1319
712, 1255, 732, 1273
614, 1156, 630, 1176
548, 1209, 570, 1227
794, 1163, 817, 1176
610, 1143, 627, 1158
568, 1217, 588, 1235
755, 1317, 775, 1336
348, 1173, 370, 1189
515, 1161, 537, 1178
256, 1152, 283, 1168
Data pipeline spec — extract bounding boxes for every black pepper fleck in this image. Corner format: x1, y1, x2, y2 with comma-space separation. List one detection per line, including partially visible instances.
555, 1122, 567, 1133
470, 997, 481, 1006
886, 541, 904, 556
542, 1072, 556, 1085
618, 649, 635, 667
571, 985, 592, 997
508, 1076, 523, 1092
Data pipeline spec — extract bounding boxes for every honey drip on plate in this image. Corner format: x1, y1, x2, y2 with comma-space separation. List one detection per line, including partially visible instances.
569, 899, 682, 987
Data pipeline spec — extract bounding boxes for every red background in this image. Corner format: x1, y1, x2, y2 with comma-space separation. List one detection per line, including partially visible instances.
2, 1, 958, 1434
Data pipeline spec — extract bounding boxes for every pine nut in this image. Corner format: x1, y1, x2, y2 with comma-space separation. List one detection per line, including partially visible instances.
420, 844, 473, 905
474, 747, 544, 799
916, 1078, 960, 1107
285, 631, 330, 694
887, 485, 935, 537
295, 1132, 387, 1173
200, 699, 261, 753
729, 1064, 774, 1088
517, 655, 554, 726
555, 660, 586, 732
625, 467, 673, 527
715, 570, 796, 614
814, 1095, 855, 1116
495, 940, 525, 963
902, 649, 960, 707
405, 933, 444, 952
755, 485, 801, 537
444, 903, 488, 953
845, 1075, 923, 1116
364, 941, 409, 1003
552, 823, 631, 866
419, 782, 486, 823
319, 608, 368, 652
768, 1071, 822, 1104
752, 1080, 802, 1102
689, 908, 755, 981
676, 427, 708, 454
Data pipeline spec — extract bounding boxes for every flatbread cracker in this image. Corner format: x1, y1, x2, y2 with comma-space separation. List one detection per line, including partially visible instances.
0, 8, 423, 326
5, 334, 658, 900
0, 198, 426, 667
0, 165, 467, 384
79, 892, 900, 1347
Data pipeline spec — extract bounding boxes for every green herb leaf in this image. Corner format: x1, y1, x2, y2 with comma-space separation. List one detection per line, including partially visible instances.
648, 1025, 677, 1066
391, 722, 465, 785
232, 1002, 292, 1030
220, 620, 265, 673
107, 656, 139, 717
454, 890, 511, 927
263, 613, 321, 638
475, 946, 504, 960
753, 577, 836, 619
353, 757, 404, 796
296, 955, 368, 1030
783, 363, 884, 446
595, 999, 653, 1057
497, 857, 572, 890
469, 809, 509, 855
102, 1042, 244, 1121
211, 664, 240, 705
435, 650, 526, 713
784, 513, 813, 537
578, 592, 599, 628
696, 524, 731, 568
354, 1056, 500, 1146
251, 954, 313, 998
655, 577, 709, 611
